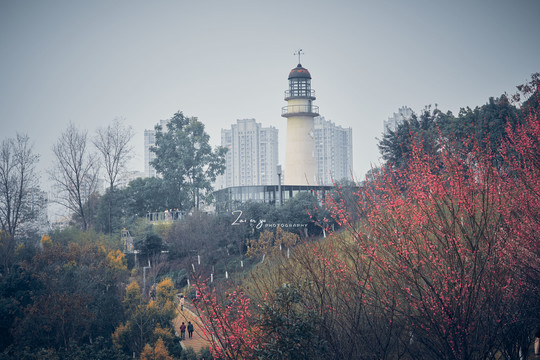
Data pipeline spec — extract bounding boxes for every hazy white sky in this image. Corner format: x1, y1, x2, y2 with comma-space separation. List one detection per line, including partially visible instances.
1, 0, 539, 189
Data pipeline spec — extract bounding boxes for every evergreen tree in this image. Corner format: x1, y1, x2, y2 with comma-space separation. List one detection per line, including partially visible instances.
150, 112, 226, 212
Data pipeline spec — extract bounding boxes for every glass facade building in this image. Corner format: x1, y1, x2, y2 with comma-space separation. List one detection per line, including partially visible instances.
213, 184, 335, 213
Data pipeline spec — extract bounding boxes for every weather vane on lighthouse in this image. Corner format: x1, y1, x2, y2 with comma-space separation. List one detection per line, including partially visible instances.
294, 49, 304, 65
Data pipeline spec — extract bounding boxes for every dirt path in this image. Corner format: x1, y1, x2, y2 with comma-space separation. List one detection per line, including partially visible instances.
173, 302, 213, 355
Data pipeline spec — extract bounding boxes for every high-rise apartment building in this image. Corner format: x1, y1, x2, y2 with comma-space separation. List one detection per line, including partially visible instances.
144, 129, 156, 178
259, 126, 279, 185
314, 116, 353, 185
384, 106, 413, 135
217, 119, 278, 188
144, 119, 168, 178
18, 187, 49, 236
117, 170, 145, 189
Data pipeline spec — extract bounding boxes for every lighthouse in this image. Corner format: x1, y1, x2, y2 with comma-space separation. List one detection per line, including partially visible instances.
281, 50, 319, 185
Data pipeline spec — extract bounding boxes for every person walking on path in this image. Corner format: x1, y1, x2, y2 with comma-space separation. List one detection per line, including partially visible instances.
180, 322, 186, 340
180, 294, 185, 311
187, 321, 194, 339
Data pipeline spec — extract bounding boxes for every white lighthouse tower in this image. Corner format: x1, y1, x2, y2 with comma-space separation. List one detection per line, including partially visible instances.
282, 50, 319, 185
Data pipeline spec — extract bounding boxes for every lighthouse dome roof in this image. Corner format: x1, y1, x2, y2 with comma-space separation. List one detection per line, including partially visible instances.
288, 64, 311, 80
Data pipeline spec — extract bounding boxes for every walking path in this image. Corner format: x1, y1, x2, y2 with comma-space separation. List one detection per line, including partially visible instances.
173, 301, 213, 355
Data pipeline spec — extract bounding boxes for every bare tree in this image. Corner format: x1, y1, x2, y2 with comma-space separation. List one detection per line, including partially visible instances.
0, 134, 40, 238
50, 123, 98, 230
93, 118, 134, 233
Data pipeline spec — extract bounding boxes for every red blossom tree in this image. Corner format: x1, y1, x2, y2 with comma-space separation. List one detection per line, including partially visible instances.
321, 91, 540, 359
193, 280, 262, 360
496, 88, 540, 358
193, 85, 540, 360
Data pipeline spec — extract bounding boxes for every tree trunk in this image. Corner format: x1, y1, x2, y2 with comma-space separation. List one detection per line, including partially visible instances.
109, 182, 113, 234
